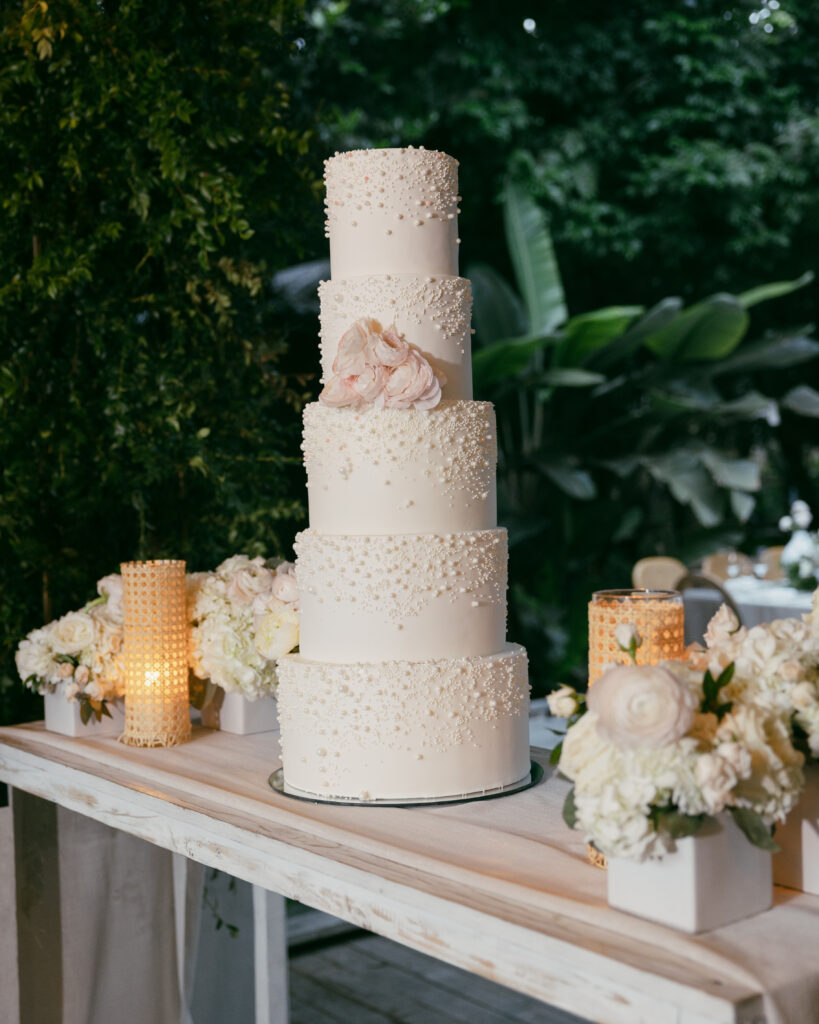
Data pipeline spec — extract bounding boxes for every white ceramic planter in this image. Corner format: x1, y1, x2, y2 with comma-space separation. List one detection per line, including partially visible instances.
218, 691, 278, 735
607, 814, 772, 933
774, 761, 819, 895
44, 693, 125, 738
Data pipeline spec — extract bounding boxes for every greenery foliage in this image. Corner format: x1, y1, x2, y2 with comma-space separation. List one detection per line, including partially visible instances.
472, 186, 817, 686
0, 0, 320, 724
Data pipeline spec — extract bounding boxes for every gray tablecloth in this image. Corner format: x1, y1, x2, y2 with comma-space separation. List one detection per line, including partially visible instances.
684, 578, 814, 644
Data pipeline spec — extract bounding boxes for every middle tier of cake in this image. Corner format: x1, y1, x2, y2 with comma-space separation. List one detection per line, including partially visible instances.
295, 527, 507, 663
303, 400, 497, 535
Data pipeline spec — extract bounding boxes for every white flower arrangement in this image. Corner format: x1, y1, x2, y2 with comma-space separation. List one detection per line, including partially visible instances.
189, 555, 299, 701
15, 574, 125, 723
554, 655, 804, 861
689, 596, 819, 759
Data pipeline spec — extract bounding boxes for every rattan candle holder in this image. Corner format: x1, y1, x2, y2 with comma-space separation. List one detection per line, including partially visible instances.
120, 559, 190, 748
588, 588, 685, 687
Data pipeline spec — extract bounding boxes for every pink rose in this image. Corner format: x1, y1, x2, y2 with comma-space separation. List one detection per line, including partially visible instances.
272, 568, 298, 605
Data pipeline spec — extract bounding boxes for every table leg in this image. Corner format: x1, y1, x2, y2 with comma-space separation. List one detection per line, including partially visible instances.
172, 853, 205, 1024
252, 885, 289, 1024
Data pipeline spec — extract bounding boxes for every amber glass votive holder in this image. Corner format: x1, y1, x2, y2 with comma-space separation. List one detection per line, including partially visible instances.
120, 559, 190, 748
587, 588, 685, 687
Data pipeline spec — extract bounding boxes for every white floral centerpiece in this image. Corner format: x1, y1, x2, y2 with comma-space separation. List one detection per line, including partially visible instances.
551, 627, 804, 861
690, 602, 819, 760
189, 554, 299, 700
15, 574, 125, 724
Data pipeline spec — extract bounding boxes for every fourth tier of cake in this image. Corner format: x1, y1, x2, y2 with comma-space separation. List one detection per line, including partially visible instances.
277, 146, 530, 802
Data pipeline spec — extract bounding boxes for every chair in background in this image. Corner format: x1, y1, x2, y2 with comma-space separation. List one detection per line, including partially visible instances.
631, 556, 687, 591
757, 545, 785, 581
676, 572, 744, 635
701, 551, 753, 581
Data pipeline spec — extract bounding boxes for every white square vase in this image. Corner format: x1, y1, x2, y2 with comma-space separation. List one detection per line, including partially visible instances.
218, 691, 278, 735
774, 761, 819, 895
44, 693, 125, 738
607, 814, 772, 933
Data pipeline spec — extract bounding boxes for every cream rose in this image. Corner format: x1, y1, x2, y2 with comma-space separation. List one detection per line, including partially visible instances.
587, 664, 697, 750
253, 599, 299, 660
226, 563, 275, 607
271, 568, 298, 605
547, 685, 577, 719
704, 604, 740, 648
614, 622, 641, 654
791, 681, 818, 711
51, 611, 95, 656
96, 574, 124, 620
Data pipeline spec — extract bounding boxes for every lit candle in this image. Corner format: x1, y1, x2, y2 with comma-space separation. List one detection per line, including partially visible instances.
588, 588, 685, 686
120, 559, 190, 747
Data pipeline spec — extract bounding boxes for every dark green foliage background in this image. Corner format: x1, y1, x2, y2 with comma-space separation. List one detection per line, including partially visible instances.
0, 0, 321, 723
2, 0, 819, 722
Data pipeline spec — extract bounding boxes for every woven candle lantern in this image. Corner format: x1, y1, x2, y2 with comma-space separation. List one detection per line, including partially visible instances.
120, 560, 190, 748
588, 588, 685, 687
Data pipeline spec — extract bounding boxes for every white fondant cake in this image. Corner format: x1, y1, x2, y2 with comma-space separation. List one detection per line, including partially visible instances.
278, 146, 530, 801
303, 400, 497, 535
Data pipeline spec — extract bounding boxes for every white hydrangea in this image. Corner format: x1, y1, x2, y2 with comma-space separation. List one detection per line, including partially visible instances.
189, 554, 299, 700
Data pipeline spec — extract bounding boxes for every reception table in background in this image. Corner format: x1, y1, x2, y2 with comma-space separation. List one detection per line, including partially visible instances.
684, 576, 814, 645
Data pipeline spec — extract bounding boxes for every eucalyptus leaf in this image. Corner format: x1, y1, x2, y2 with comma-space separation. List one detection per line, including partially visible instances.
730, 807, 780, 852
503, 184, 567, 334
562, 787, 578, 829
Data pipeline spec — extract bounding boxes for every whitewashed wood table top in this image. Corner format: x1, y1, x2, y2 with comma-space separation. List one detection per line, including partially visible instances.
1, 722, 817, 1024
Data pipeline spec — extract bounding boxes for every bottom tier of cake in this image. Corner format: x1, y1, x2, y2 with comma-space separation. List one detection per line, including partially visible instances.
277, 644, 530, 801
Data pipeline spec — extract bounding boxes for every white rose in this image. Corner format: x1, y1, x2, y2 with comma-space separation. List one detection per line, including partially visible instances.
791, 681, 818, 711
587, 664, 697, 750
705, 604, 740, 649
64, 682, 81, 701
50, 611, 95, 656
254, 600, 299, 660
57, 661, 74, 678
74, 664, 90, 685
614, 622, 641, 653
695, 753, 738, 814
547, 685, 578, 718
96, 574, 124, 620
226, 564, 276, 607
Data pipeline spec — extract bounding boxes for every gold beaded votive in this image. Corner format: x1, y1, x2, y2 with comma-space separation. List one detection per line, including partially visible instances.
120, 560, 190, 748
588, 588, 685, 686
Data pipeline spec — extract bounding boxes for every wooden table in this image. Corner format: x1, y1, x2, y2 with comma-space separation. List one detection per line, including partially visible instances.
1, 722, 817, 1024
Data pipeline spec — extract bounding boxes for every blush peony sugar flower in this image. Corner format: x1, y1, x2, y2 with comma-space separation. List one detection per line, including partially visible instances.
319, 318, 446, 411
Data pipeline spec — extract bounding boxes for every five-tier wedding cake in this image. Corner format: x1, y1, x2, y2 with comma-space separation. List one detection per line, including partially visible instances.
277, 147, 531, 801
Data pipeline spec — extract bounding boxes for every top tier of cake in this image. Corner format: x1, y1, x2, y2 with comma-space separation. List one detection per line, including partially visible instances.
325, 148, 460, 279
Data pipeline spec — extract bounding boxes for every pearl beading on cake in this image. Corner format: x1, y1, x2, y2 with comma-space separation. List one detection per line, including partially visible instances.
324, 147, 459, 237
294, 527, 507, 626
318, 274, 472, 396
277, 645, 529, 797
302, 400, 496, 528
